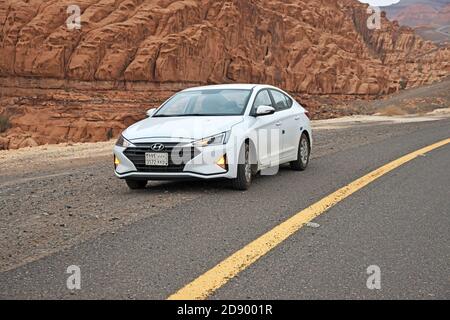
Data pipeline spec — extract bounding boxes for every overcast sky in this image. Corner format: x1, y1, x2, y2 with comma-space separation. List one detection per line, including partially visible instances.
358, 0, 401, 6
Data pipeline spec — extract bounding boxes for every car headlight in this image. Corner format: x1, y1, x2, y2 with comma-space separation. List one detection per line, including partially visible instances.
115, 135, 135, 148
193, 132, 230, 147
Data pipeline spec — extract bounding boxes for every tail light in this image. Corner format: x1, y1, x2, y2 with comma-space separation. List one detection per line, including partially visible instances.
304, 110, 310, 119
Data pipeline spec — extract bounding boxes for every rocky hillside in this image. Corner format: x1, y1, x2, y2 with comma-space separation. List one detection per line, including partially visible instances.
392, 3, 450, 27
0, 0, 449, 149
383, 0, 450, 27
382, 0, 450, 44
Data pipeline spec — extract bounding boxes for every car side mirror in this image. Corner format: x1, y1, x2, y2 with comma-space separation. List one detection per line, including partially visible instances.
255, 105, 276, 116
146, 108, 157, 117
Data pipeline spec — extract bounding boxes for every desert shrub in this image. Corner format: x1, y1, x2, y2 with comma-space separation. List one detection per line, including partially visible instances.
399, 78, 408, 90
106, 128, 114, 140
0, 115, 11, 133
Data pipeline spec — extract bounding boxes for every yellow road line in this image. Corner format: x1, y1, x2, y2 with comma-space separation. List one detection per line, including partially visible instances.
168, 138, 450, 300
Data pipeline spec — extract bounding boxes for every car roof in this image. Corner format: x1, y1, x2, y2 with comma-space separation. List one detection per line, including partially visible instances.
182, 84, 274, 92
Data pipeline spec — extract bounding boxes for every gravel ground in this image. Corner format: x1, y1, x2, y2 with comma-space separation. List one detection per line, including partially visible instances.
0, 113, 448, 272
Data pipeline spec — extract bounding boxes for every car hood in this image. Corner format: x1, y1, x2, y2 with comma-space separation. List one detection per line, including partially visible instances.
123, 116, 244, 142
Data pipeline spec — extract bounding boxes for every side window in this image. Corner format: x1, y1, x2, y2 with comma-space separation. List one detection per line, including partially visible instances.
270, 90, 290, 111
284, 95, 293, 108
252, 90, 272, 113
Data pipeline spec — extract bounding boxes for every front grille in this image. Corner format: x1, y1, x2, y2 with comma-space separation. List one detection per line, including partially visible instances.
124, 143, 200, 173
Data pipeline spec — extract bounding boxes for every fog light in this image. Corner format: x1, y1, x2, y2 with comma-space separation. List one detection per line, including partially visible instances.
217, 154, 227, 170
114, 155, 120, 168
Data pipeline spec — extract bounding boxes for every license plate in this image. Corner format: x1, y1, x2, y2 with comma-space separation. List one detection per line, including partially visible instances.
145, 153, 169, 166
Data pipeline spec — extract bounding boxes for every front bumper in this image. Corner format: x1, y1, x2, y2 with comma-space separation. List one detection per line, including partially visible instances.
114, 142, 237, 180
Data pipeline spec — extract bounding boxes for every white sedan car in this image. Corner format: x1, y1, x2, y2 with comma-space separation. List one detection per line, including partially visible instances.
114, 84, 312, 190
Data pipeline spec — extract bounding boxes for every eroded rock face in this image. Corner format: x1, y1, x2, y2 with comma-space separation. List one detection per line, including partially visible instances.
0, 82, 177, 149
0, 0, 449, 149
2, 0, 449, 92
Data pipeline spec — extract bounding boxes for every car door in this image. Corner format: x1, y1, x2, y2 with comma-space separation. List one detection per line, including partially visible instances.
250, 89, 282, 168
269, 89, 297, 161
281, 92, 302, 161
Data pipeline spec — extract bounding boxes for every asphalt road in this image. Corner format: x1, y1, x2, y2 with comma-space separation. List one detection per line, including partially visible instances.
0, 118, 449, 299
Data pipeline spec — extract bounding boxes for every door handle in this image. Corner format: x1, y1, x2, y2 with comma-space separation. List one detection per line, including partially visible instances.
295, 116, 301, 120
276, 122, 282, 127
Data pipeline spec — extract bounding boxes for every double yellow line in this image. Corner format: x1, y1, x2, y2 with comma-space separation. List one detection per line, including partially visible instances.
168, 138, 450, 300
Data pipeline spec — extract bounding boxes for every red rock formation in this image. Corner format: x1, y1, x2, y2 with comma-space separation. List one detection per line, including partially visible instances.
2, 0, 449, 91
0, 0, 449, 149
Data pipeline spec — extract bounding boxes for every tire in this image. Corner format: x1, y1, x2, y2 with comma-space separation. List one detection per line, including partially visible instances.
125, 179, 147, 190
290, 133, 310, 171
231, 142, 252, 190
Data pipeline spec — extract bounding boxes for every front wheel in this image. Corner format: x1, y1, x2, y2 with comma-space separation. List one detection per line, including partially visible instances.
231, 143, 252, 190
125, 179, 147, 190
290, 133, 310, 171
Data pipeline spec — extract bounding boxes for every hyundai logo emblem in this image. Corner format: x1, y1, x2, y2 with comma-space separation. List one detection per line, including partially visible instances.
150, 143, 165, 152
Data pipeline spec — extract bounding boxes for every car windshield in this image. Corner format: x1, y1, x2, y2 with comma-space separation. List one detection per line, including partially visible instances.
154, 89, 252, 117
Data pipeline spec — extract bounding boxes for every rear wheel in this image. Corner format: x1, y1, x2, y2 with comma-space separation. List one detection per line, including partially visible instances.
125, 179, 147, 190
231, 143, 252, 190
290, 133, 310, 171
